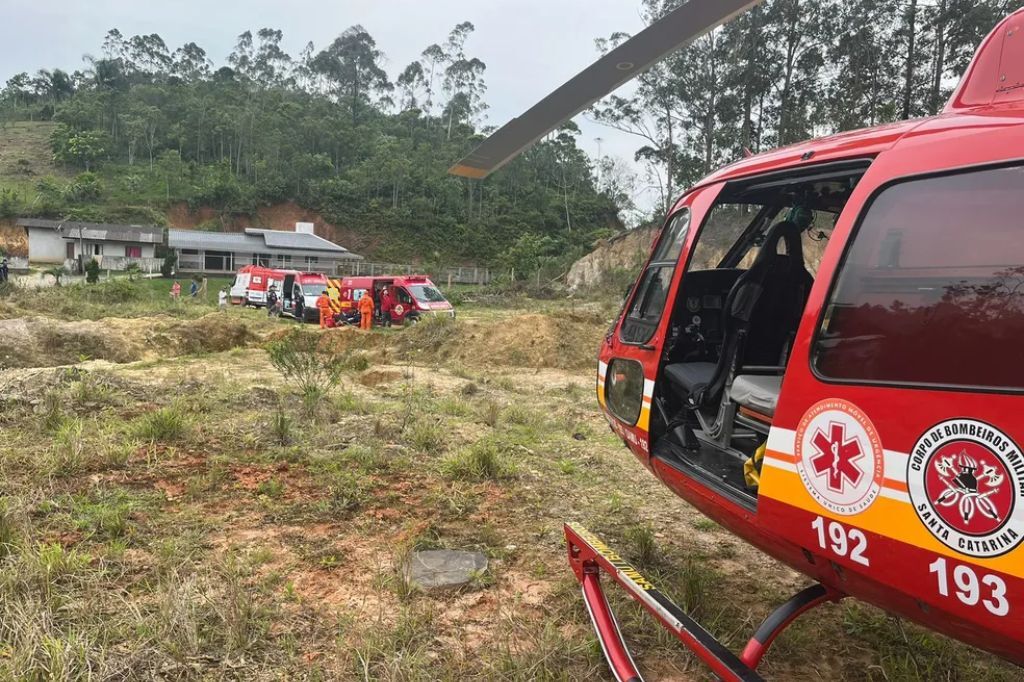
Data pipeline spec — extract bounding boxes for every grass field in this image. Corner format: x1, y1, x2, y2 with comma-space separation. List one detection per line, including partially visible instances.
0, 279, 1018, 680
0, 121, 63, 197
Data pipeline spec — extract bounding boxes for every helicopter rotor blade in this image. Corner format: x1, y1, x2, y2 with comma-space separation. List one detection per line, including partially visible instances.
449, 0, 762, 179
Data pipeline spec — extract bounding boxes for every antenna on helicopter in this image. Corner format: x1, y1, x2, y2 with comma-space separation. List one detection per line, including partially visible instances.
449, 0, 763, 179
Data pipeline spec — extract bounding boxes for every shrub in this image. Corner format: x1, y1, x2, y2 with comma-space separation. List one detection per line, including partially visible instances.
0, 188, 21, 219
256, 478, 284, 498
135, 404, 190, 442
63, 171, 104, 202
442, 440, 514, 481
84, 258, 100, 284
0, 499, 24, 558
405, 418, 446, 454
266, 329, 347, 412
270, 411, 291, 445
623, 522, 659, 569
47, 418, 87, 477
44, 266, 66, 286
160, 253, 177, 278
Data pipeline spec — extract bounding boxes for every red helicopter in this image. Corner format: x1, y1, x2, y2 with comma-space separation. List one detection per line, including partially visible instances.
452, 1, 1024, 679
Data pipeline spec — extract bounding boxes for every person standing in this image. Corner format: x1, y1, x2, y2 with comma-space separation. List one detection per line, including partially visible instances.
170, 281, 181, 301
316, 289, 333, 329
357, 290, 375, 331
218, 287, 229, 311
189, 279, 199, 299
0, 257, 8, 283
379, 287, 394, 328
267, 285, 280, 317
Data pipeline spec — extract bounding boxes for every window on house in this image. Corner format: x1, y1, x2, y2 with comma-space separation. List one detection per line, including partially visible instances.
204, 251, 233, 272
252, 253, 271, 267
125, 246, 142, 258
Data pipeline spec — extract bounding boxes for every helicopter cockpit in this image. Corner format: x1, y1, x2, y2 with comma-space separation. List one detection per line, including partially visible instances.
652, 162, 869, 507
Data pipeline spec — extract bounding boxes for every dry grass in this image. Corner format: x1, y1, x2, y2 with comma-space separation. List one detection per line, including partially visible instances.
0, 296, 1017, 681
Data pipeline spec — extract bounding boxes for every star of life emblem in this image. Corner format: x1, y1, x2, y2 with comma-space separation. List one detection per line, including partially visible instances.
795, 400, 884, 516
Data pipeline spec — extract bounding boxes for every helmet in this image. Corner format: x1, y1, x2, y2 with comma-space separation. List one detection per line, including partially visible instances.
787, 205, 814, 230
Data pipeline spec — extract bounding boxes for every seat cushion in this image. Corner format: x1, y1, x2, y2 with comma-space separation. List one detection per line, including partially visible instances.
731, 374, 783, 417
664, 362, 717, 395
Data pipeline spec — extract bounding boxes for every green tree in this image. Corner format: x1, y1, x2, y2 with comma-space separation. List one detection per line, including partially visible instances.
51, 126, 108, 170
84, 258, 101, 283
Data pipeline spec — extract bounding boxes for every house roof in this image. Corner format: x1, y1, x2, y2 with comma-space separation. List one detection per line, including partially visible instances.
168, 228, 360, 259
17, 218, 163, 244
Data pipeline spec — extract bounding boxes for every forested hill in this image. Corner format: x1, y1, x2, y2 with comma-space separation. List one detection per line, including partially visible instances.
0, 0, 1017, 268
0, 23, 623, 268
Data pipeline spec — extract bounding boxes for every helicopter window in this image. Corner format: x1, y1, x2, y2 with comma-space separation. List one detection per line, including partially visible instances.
605, 359, 645, 426
814, 164, 1024, 391
690, 204, 764, 271
620, 210, 690, 344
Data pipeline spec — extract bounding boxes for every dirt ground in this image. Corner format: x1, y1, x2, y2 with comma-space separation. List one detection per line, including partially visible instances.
0, 290, 1017, 681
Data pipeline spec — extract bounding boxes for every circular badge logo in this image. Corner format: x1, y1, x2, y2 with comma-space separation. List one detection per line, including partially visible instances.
908, 419, 1024, 558
795, 399, 884, 516
394, 304, 405, 316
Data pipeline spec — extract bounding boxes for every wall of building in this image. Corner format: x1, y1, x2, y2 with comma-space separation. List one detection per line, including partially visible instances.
174, 247, 348, 274
26, 228, 67, 263
70, 241, 156, 260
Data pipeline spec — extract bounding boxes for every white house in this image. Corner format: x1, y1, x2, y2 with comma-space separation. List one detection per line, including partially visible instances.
19, 218, 163, 271
168, 222, 361, 274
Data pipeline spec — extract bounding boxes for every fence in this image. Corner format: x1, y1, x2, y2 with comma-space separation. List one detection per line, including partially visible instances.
96, 256, 164, 273
6, 256, 29, 272
336, 261, 493, 285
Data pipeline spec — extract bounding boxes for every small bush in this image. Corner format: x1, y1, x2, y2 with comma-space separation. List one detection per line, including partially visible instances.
270, 411, 292, 445
301, 385, 325, 418
266, 329, 347, 412
28, 542, 91, 587
479, 401, 501, 428
442, 440, 514, 481
256, 478, 285, 499
0, 499, 25, 558
84, 258, 100, 284
405, 418, 446, 454
0, 187, 22, 219
72, 493, 134, 540
135, 404, 190, 442
503, 404, 537, 426
48, 418, 87, 477
623, 522, 659, 569
39, 390, 66, 433
334, 390, 370, 415
160, 253, 177, 278
323, 470, 367, 513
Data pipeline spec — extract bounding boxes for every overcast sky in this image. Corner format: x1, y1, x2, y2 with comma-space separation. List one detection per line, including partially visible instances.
0, 0, 657, 215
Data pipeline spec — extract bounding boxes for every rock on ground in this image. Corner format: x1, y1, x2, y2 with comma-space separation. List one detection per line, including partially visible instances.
406, 550, 488, 593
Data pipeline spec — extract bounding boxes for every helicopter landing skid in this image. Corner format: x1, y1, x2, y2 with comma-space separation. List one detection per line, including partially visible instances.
565, 523, 843, 681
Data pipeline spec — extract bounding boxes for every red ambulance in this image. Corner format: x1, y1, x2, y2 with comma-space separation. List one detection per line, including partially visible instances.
230, 266, 329, 323
325, 275, 454, 325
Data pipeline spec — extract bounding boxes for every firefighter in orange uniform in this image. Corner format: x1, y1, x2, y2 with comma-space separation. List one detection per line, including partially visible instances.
316, 290, 333, 329
357, 291, 375, 331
